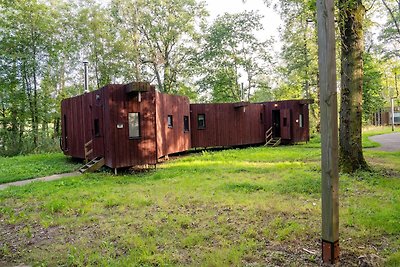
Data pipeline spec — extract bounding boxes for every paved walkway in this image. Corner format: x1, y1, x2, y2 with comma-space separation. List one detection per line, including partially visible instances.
369, 132, 400, 152
0, 172, 81, 191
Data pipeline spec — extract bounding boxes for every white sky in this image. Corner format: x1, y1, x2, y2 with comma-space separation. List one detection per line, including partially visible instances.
204, 0, 282, 50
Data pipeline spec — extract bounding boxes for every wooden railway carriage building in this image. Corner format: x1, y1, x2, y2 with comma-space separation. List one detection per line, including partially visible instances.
61, 82, 312, 170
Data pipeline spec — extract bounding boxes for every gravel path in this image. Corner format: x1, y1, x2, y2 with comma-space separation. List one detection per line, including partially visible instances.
368, 132, 400, 152
0, 172, 81, 191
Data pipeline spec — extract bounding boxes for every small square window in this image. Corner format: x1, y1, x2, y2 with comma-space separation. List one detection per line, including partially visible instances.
184, 116, 189, 132
198, 114, 206, 129
168, 115, 173, 128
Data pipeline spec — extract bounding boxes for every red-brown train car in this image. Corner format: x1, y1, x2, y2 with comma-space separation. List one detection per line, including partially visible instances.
190, 102, 265, 148
61, 82, 191, 169
189, 100, 312, 148
262, 99, 312, 143
61, 82, 312, 170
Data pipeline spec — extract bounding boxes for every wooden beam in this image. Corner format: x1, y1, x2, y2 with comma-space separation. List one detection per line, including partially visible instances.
316, 0, 340, 264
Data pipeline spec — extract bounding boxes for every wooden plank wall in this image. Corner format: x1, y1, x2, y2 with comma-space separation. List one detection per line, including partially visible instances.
106, 84, 157, 168
61, 90, 106, 160
190, 103, 265, 148
156, 92, 191, 158
61, 84, 312, 168
263, 100, 310, 143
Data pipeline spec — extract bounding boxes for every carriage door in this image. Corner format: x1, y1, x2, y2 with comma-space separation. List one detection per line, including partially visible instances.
92, 93, 105, 157
272, 110, 281, 138
280, 109, 291, 140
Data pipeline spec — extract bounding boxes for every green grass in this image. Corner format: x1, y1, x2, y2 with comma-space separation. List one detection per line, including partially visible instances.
0, 153, 81, 184
0, 128, 399, 265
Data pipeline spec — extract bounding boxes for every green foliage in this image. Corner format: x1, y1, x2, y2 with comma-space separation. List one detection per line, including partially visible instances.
111, 0, 208, 94
363, 53, 386, 123
0, 128, 399, 265
386, 251, 400, 266
197, 11, 273, 102
0, 0, 209, 156
379, 0, 400, 58
274, 0, 320, 132
0, 153, 80, 184
222, 182, 265, 193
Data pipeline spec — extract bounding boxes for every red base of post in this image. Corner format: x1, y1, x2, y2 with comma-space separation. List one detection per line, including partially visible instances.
322, 240, 339, 264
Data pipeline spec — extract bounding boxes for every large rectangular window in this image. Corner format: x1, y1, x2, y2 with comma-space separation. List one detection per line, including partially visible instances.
168, 115, 173, 128
184, 116, 189, 132
197, 114, 206, 129
128, 112, 140, 138
299, 114, 304, 128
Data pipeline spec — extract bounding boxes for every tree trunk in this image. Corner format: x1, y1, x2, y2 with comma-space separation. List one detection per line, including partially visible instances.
338, 0, 368, 172
153, 62, 163, 92
54, 117, 60, 138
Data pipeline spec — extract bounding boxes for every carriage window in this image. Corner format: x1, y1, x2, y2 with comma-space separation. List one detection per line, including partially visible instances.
283, 118, 287, 127
198, 114, 206, 129
260, 113, 263, 123
168, 115, 173, 128
184, 116, 189, 132
94, 119, 100, 137
128, 112, 140, 138
64, 115, 68, 149
299, 114, 304, 128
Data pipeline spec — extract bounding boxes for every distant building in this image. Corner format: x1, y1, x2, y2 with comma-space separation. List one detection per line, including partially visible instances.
371, 107, 400, 126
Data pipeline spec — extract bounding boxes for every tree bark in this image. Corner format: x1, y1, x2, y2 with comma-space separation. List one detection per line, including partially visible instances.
338, 0, 369, 173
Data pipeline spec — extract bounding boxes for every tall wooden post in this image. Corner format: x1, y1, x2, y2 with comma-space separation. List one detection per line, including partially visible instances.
316, 0, 340, 264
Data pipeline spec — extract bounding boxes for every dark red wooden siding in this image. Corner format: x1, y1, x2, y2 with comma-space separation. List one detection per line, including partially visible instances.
156, 92, 191, 158
61, 82, 312, 168
263, 100, 310, 143
106, 84, 157, 168
61, 83, 159, 169
190, 103, 265, 148
61, 89, 106, 160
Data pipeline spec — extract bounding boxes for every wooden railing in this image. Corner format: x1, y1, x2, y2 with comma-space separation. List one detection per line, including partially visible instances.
265, 127, 273, 146
84, 139, 93, 163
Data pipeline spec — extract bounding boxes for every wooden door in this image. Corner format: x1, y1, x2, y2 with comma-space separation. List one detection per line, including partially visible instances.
280, 109, 291, 140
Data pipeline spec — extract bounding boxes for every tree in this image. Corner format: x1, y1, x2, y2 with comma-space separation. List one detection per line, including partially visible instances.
0, 0, 63, 151
111, 0, 208, 94
338, 0, 369, 172
379, 0, 400, 57
362, 53, 386, 123
198, 11, 272, 102
275, 0, 320, 131
0, 0, 81, 155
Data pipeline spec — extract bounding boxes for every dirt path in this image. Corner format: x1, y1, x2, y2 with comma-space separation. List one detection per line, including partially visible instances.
0, 172, 81, 191
369, 132, 400, 152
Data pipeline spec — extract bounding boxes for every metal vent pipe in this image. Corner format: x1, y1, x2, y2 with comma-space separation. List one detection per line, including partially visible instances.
83, 61, 89, 93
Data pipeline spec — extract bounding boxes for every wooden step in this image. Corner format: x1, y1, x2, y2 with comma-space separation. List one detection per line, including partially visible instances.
79, 157, 105, 173
266, 138, 281, 147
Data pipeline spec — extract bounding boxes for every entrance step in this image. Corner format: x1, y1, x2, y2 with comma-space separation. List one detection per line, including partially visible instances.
266, 138, 281, 147
79, 156, 105, 173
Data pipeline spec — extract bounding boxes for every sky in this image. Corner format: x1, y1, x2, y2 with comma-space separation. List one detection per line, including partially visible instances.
204, 0, 282, 50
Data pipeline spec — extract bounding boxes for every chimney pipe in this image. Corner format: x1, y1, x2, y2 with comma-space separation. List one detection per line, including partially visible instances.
83, 61, 89, 93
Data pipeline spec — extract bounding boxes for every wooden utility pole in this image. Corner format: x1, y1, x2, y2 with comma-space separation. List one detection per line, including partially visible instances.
316, 0, 340, 264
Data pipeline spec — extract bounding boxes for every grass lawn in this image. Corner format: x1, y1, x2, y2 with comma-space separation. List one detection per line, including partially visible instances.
0, 127, 399, 266
0, 153, 81, 184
